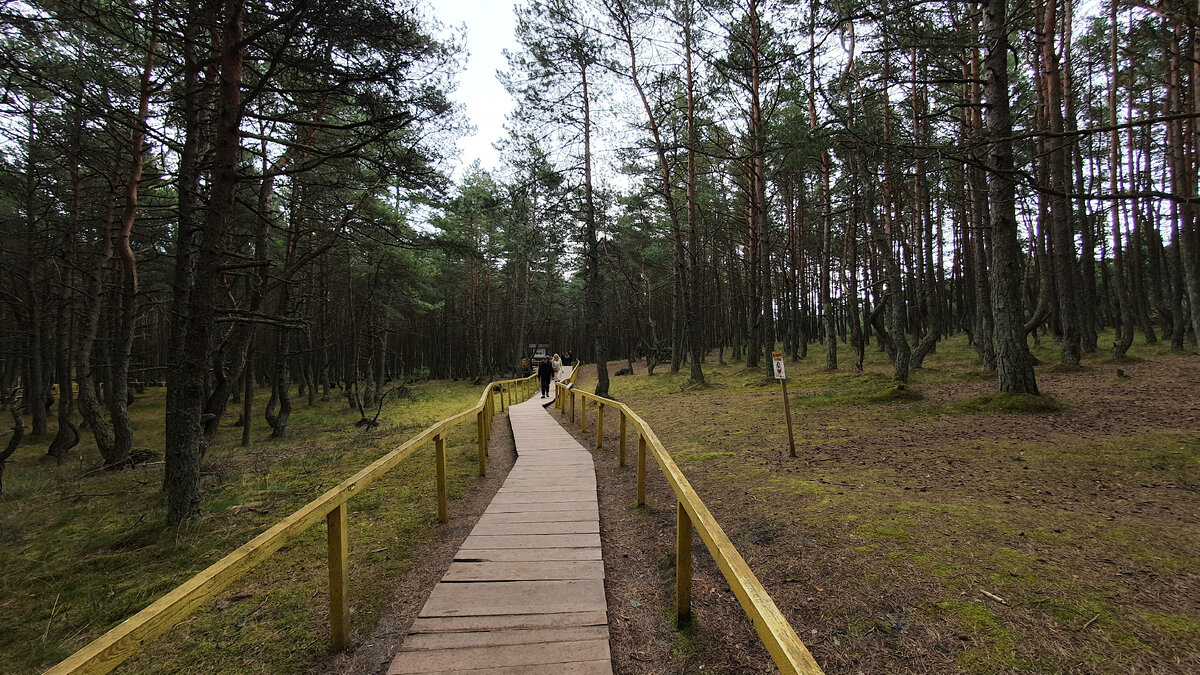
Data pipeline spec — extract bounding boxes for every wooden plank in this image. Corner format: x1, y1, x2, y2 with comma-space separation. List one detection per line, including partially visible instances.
410, 660, 609, 675
443, 560, 605, 582
469, 520, 599, 536
476, 510, 598, 524
397, 660, 610, 675
460, 533, 601, 550
420, 580, 607, 617
482, 501, 597, 513
403, 625, 609, 651
408, 611, 607, 634
497, 484, 596, 493
493, 481, 594, 490
502, 473, 593, 482
388, 639, 611, 673
454, 547, 602, 562
500, 477, 596, 485
489, 491, 595, 504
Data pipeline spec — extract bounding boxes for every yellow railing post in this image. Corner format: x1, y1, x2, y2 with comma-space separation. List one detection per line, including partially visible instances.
327, 503, 349, 650
581, 396, 587, 432
499, 384, 506, 412
676, 501, 692, 626
619, 411, 626, 467
570, 391, 575, 422
477, 410, 486, 477
435, 434, 447, 523
595, 402, 604, 448
636, 433, 647, 506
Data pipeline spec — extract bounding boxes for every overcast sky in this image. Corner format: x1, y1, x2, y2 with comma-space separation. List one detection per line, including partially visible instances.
433, 0, 520, 177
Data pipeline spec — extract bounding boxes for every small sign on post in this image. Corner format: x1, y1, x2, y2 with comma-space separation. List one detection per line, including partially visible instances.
772, 351, 797, 458
772, 351, 786, 379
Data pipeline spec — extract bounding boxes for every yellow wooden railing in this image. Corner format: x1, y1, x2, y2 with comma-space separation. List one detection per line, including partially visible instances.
556, 374, 824, 675
48, 372, 539, 675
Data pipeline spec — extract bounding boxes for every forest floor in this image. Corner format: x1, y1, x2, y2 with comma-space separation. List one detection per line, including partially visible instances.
0, 378, 517, 674
557, 331, 1199, 674
4, 332, 1196, 675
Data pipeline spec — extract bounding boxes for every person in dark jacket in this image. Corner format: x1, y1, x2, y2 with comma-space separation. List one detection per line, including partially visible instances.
537, 357, 555, 398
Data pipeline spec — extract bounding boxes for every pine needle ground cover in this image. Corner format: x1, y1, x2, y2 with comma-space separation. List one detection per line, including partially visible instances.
575, 333, 1198, 673
0, 380, 490, 674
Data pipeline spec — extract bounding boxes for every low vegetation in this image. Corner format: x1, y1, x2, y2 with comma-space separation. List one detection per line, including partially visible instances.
580, 332, 1199, 673
0, 381, 490, 674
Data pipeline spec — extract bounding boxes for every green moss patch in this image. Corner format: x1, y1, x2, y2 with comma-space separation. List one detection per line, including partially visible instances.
936, 392, 1063, 414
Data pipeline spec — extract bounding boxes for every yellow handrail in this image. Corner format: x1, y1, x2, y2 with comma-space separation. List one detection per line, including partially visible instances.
555, 378, 824, 675
48, 372, 539, 675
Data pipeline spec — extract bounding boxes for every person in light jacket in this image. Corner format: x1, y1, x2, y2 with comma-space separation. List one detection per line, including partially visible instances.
551, 353, 563, 381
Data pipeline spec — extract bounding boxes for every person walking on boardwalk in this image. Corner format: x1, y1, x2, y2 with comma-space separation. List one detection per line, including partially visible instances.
551, 353, 563, 381
538, 356, 554, 398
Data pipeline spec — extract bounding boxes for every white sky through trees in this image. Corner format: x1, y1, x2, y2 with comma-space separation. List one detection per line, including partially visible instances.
434, 0, 520, 177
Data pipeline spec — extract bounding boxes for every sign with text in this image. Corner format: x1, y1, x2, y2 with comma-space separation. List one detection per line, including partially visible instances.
771, 350, 786, 379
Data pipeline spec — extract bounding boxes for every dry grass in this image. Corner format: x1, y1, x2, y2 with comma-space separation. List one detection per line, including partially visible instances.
0, 380, 493, 674
575, 331, 1200, 673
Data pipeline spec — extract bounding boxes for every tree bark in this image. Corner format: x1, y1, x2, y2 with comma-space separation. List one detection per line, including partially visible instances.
581, 59, 609, 397
165, 0, 244, 524
983, 0, 1039, 394
108, 33, 156, 468
1041, 0, 1081, 366
1109, 0, 1134, 360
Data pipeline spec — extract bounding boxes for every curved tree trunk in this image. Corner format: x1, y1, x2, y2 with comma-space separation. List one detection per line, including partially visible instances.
165, 0, 244, 524
1, 394, 25, 495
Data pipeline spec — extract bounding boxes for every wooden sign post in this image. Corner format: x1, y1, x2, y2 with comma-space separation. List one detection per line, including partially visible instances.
772, 351, 797, 458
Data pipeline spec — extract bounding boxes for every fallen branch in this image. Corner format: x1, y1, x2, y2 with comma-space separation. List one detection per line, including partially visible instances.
980, 589, 1009, 606
74, 460, 163, 480
356, 386, 399, 429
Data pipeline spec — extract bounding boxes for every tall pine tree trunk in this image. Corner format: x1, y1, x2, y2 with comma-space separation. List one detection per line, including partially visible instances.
580, 60, 609, 397
984, 0, 1039, 394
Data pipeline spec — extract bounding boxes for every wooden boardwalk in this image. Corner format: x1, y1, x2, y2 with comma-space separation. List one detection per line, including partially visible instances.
388, 369, 612, 674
